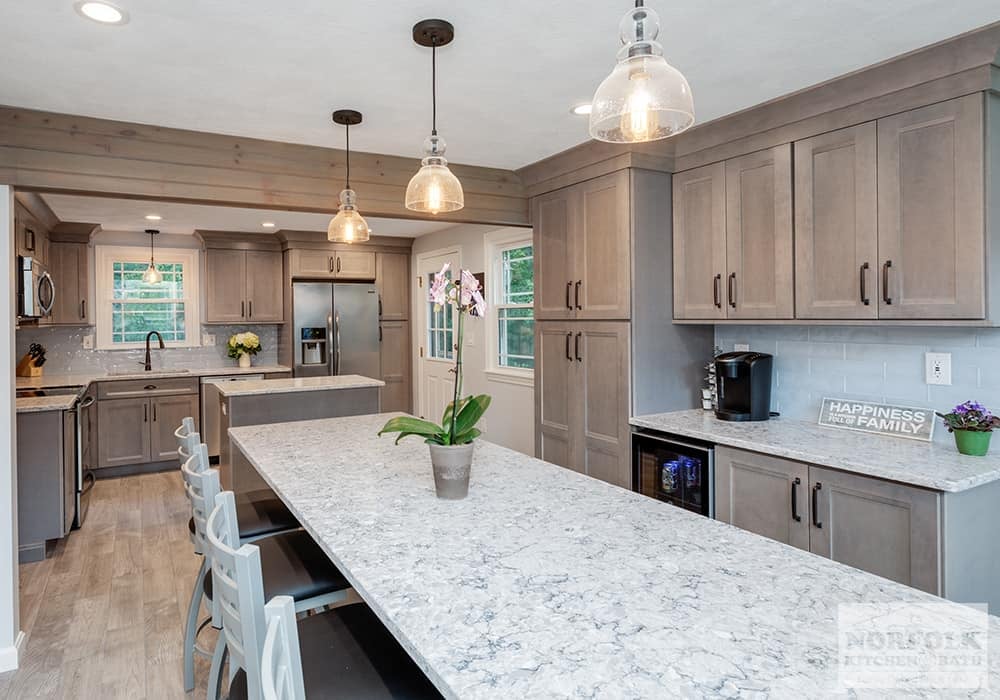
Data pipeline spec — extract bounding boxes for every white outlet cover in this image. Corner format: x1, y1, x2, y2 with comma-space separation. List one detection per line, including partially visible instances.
202, 333, 216, 346
925, 352, 952, 386
734, 343, 751, 352
82, 334, 94, 349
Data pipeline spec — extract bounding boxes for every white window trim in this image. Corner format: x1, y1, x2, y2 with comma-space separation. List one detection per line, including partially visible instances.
485, 228, 534, 386
94, 245, 202, 350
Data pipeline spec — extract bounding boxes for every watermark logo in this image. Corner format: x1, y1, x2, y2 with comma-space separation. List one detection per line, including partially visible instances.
838, 602, 989, 690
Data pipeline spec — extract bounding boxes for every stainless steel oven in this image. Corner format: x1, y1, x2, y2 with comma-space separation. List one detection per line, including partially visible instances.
632, 430, 715, 517
18, 256, 55, 319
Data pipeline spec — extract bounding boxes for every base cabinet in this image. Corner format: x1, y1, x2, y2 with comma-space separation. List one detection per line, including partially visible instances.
715, 446, 940, 595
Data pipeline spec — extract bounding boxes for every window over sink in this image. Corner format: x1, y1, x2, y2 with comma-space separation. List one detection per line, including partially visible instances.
94, 245, 201, 350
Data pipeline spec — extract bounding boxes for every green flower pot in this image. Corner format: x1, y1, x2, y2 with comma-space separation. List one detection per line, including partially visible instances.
953, 429, 993, 457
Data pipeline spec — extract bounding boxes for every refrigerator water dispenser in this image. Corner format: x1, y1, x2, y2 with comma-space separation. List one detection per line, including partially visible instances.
300, 327, 327, 365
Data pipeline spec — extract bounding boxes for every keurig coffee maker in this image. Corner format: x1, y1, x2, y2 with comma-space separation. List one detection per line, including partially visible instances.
715, 352, 773, 421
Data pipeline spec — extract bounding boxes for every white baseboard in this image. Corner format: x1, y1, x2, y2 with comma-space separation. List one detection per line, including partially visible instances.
0, 630, 25, 673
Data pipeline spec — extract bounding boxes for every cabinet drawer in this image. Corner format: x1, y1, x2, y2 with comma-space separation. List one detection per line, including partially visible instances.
97, 377, 200, 399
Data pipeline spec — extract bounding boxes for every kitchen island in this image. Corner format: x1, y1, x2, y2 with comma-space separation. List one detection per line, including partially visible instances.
230, 413, 1000, 698
219, 374, 384, 493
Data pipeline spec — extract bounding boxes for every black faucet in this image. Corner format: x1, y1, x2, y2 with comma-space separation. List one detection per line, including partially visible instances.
144, 331, 164, 371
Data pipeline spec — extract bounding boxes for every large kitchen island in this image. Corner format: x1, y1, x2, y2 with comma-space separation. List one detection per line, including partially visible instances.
230, 413, 1000, 698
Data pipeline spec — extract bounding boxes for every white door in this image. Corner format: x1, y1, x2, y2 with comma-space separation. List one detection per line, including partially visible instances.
415, 248, 461, 421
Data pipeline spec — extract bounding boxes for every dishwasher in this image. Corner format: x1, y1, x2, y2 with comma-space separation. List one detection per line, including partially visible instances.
201, 375, 264, 461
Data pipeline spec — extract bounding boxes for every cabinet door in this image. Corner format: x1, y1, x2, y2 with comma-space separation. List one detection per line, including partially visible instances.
535, 322, 577, 471
715, 446, 810, 551
288, 249, 336, 279
204, 249, 247, 323
532, 187, 576, 320
575, 171, 631, 320
725, 145, 794, 319
333, 250, 376, 280
877, 94, 985, 319
245, 251, 283, 322
149, 394, 200, 463
376, 253, 410, 321
97, 398, 151, 468
576, 321, 631, 488
673, 162, 727, 320
809, 466, 940, 595
48, 242, 90, 325
379, 320, 411, 412
794, 123, 878, 320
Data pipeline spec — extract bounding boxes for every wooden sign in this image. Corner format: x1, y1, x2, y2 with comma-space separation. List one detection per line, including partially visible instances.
818, 398, 935, 442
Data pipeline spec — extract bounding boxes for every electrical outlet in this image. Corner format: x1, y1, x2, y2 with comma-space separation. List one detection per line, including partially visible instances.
925, 352, 952, 386
202, 333, 216, 346
82, 334, 94, 350
734, 343, 750, 352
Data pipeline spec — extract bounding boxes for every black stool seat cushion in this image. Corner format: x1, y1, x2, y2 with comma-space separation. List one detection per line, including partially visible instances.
188, 489, 298, 540
229, 603, 441, 699
205, 530, 350, 602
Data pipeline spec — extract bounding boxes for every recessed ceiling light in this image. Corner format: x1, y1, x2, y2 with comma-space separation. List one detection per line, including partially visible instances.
144, 214, 162, 221
261, 221, 276, 228
571, 103, 593, 116
74, 1, 129, 25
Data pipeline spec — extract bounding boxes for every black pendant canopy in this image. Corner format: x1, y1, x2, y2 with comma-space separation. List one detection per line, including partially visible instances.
412, 19, 454, 47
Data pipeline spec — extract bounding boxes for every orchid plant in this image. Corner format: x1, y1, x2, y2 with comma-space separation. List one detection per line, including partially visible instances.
937, 401, 1000, 433
379, 263, 492, 445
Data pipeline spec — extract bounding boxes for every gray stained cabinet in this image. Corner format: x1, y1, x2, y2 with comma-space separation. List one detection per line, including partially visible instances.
672, 145, 793, 320
287, 248, 376, 280
205, 249, 283, 323
379, 320, 411, 413
535, 320, 631, 488
376, 252, 409, 321
48, 241, 91, 324
715, 446, 940, 595
794, 123, 879, 320
97, 396, 151, 468
534, 171, 631, 321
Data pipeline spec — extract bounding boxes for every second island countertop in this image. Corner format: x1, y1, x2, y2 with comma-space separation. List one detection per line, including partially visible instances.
211, 374, 385, 397
630, 409, 1000, 493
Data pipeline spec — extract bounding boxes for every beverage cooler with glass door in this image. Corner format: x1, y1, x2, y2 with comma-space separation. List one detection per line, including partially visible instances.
632, 430, 714, 517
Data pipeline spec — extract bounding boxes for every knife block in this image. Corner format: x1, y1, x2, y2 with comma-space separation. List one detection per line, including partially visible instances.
16, 353, 43, 377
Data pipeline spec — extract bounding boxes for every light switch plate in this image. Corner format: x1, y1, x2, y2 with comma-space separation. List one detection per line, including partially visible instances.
925, 352, 952, 386
202, 333, 216, 346
734, 343, 750, 352
82, 334, 94, 350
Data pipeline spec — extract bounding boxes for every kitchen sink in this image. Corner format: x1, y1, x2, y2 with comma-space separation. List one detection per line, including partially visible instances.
105, 368, 192, 376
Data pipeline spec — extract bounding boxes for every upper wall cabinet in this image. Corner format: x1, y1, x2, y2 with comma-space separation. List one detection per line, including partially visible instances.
534, 170, 631, 321
48, 241, 91, 325
287, 248, 376, 281
204, 248, 283, 324
877, 94, 985, 319
672, 145, 793, 320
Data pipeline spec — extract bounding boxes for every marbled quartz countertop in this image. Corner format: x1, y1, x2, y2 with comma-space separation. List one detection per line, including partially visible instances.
630, 409, 1000, 493
212, 374, 384, 397
15, 394, 81, 413
230, 413, 1000, 699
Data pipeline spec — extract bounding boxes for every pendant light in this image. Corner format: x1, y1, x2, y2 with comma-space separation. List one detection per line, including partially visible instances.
405, 19, 464, 215
327, 109, 371, 243
142, 229, 162, 284
589, 1, 694, 143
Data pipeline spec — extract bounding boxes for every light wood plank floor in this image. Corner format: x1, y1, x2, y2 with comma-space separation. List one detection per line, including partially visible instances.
0, 471, 216, 699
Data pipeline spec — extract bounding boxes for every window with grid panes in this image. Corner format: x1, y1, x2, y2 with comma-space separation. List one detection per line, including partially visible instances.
494, 243, 534, 370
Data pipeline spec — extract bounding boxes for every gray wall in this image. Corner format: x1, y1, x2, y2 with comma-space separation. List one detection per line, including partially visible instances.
715, 325, 1000, 446
15, 324, 279, 374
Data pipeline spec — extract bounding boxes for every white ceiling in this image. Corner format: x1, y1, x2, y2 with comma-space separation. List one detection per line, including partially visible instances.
2, 2, 999, 170
41, 194, 457, 237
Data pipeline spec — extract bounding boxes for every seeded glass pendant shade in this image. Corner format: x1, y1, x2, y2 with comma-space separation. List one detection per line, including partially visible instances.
142, 229, 162, 284
406, 19, 464, 215
589, 1, 694, 143
328, 109, 371, 243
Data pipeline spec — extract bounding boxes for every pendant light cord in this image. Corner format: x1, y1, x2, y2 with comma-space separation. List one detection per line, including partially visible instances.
149, 231, 155, 264
431, 39, 438, 136
345, 123, 351, 190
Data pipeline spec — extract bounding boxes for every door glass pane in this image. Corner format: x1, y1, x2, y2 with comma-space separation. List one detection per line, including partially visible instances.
426, 270, 454, 360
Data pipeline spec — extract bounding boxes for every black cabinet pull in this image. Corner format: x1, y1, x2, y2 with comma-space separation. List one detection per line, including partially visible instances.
379, 326, 383, 342
143, 385, 156, 391
143, 404, 148, 423
860, 262, 870, 306
329, 256, 334, 272
812, 482, 823, 529
81, 299, 87, 319
565, 332, 572, 361
248, 300, 253, 318
574, 332, 582, 362
574, 280, 582, 310
791, 477, 802, 522
728, 272, 737, 309
241, 301, 245, 318
378, 296, 383, 317
152, 403, 157, 422
713, 274, 722, 309
882, 261, 892, 305
336, 256, 342, 273
565, 281, 573, 310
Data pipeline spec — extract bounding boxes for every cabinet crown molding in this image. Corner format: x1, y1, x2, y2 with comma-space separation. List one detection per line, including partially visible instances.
195, 230, 282, 251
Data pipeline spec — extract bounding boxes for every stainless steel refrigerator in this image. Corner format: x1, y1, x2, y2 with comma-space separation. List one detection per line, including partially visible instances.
292, 282, 380, 379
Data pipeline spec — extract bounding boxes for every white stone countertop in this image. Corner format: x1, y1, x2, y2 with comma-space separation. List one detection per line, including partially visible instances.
214, 374, 384, 397
14, 365, 292, 390
15, 394, 81, 413
230, 413, 1000, 699
630, 409, 1000, 493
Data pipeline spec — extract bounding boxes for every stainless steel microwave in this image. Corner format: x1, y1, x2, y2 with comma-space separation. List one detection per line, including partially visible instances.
18, 256, 55, 319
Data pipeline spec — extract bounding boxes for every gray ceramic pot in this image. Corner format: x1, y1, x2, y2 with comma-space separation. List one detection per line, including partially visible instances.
428, 442, 474, 499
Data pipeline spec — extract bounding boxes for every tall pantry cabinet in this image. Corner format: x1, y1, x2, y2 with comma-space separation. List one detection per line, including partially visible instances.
533, 168, 713, 489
